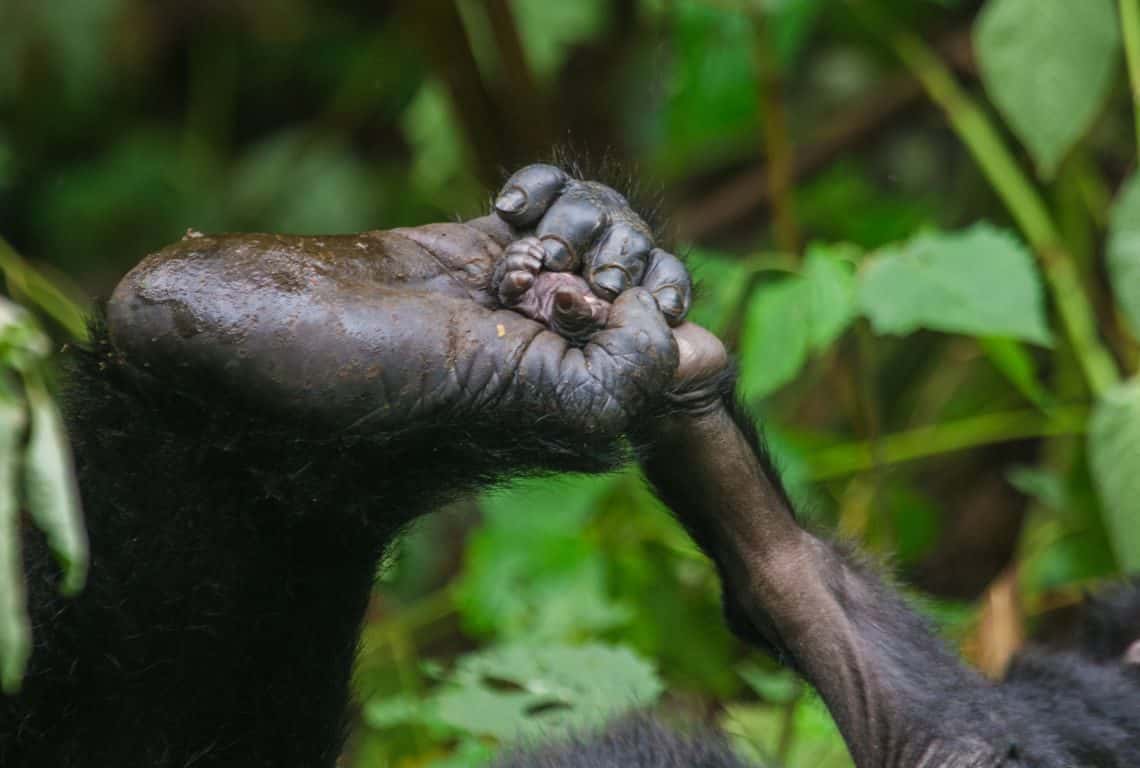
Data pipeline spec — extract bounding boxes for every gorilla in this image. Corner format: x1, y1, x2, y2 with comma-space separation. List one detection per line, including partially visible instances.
1, 164, 1137, 768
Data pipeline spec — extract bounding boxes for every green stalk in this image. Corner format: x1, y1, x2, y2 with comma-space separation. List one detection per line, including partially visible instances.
846, 0, 1120, 397
808, 405, 1088, 480
1120, 0, 1140, 152
0, 237, 88, 341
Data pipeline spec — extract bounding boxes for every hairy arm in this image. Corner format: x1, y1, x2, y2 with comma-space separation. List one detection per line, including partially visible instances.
634, 336, 1026, 768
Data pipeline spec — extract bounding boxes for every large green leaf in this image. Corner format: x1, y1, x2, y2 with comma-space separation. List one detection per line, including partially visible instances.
858, 224, 1052, 345
738, 246, 858, 400
1088, 377, 1140, 570
975, 0, 1119, 178
1107, 173, 1140, 338
433, 643, 663, 741
455, 476, 628, 639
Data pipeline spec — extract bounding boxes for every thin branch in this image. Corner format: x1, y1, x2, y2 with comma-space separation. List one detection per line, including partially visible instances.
807, 405, 1089, 480
753, 11, 799, 253
1119, 0, 1140, 153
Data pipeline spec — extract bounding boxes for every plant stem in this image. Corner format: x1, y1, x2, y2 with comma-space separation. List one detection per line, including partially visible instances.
0, 237, 88, 341
753, 10, 800, 254
845, 0, 1120, 397
1120, 0, 1140, 152
807, 405, 1089, 480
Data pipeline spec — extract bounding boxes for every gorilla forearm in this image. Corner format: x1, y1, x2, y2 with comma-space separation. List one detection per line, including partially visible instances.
636, 389, 1138, 768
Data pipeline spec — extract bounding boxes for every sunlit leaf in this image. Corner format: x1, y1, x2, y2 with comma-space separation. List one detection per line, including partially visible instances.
724, 697, 853, 768
858, 224, 1052, 345
739, 275, 809, 400
456, 476, 628, 639
685, 248, 752, 334
22, 372, 86, 595
1088, 377, 1140, 570
802, 243, 858, 349
1107, 172, 1140, 338
433, 643, 663, 741
0, 386, 27, 693
975, 0, 1119, 178
738, 246, 858, 400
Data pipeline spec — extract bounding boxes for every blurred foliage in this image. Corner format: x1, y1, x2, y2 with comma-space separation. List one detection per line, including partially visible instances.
2, 0, 1140, 765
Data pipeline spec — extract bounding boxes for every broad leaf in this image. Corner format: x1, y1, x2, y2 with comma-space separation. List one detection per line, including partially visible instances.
975, 0, 1119, 178
1107, 172, 1140, 338
739, 276, 810, 400
685, 248, 752, 334
858, 225, 1052, 345
433, 643, 663, 741
1088, 377, 1140, 570
456, 476, 629, 639
803, 244, 858, 349
738, 246, 859, 400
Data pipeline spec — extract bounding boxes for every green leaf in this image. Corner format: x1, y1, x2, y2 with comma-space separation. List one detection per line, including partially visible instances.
977, 337, 1051, 409
737, 662, 799, 704
0, 388, 27, 693
975, 0, 1120, 178
738, 245, 859, 400
1007, 466, 1066, 511
1088, 377, 1140, 570
739, 276, 810, 400
802, 244, 859, 349
433, 643, 663, 742
22, 372, 87, 595
858, 224, 1052, 345
685, 248, 752, 334
456, 476, 629, 639
1107, 172, 1140, 338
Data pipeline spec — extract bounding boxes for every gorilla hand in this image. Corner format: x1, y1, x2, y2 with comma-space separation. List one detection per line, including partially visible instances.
106, 165, 682, 450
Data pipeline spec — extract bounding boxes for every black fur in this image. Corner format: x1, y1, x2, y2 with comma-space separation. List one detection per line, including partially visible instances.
492, 715, 753, 768
2, 314, 1137, 767
1, 318, 627, 768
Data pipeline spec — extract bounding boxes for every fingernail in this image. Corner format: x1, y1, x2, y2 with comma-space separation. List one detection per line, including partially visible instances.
654, 287, 683, 315
541, 238, 575, 271
592, 267, 626, 299
494, 186, 527, 215
554, 289, 577, 312
511, 272, 535, 291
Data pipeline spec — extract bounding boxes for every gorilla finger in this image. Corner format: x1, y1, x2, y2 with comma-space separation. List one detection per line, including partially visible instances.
588, 288, 677, 389
494, 164, 568, 228
586, 225, 652, 301
503, 237, 544, 274
499, 270, 535, 306
642, 249, 692, 326
535, 195, 610, 273
550, 288, 606, 342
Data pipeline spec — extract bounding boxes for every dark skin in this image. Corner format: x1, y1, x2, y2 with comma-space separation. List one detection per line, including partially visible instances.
2, 165, 700, 768
625, 323, 1140, 767
108, 163, 693, 436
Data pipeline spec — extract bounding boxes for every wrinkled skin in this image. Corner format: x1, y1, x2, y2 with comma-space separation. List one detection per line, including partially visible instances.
108, 164, 692, 439
2, 165, 712, 768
